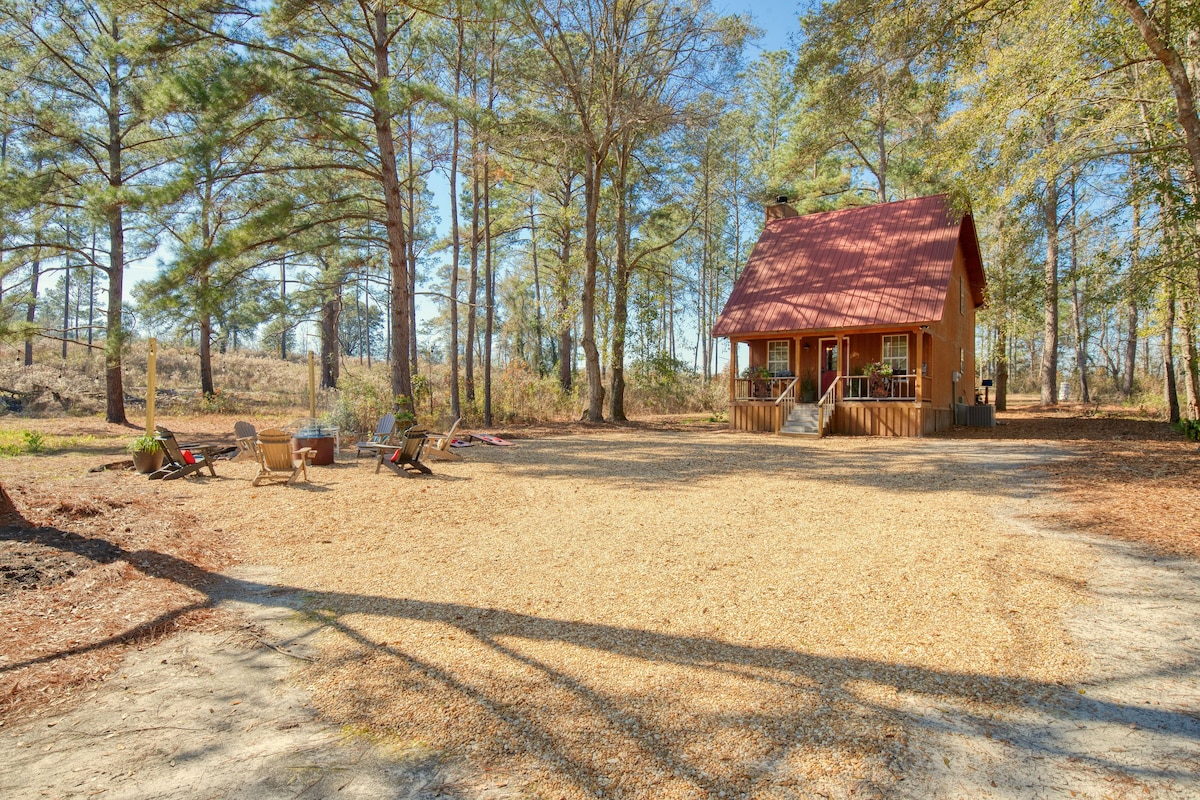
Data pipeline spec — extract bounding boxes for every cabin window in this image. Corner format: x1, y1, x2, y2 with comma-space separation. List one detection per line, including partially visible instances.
767, 341, 790, 375
882, 335, 909, 375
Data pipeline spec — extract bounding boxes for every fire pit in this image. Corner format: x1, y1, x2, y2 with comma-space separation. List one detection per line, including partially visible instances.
292, 420, 338, 466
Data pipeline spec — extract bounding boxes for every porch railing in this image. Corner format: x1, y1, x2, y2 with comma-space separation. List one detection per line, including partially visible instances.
817, 379, 839, 437
842, 373, 916, 400
773, 377, 798, 432
734, 376, 796, 401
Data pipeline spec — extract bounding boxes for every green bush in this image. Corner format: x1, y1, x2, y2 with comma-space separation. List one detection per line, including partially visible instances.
1175, 418, 1200, 442
21, 430, 46, 454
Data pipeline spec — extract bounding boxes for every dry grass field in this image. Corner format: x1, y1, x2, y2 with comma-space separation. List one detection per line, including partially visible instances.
0, 404, 1197, 798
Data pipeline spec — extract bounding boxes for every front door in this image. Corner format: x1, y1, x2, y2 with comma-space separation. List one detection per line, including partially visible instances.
819, 339, 839, 396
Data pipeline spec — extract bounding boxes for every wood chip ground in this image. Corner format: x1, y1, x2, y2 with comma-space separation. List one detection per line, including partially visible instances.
0, 407, 1197, 798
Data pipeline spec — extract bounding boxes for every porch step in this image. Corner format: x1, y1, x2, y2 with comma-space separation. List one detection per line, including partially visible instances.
780, 403, 820, 436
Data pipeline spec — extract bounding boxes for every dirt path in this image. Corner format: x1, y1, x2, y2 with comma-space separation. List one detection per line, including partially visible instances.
1, 428, 1198, 798
897, 496, 1200, 798
0, 563, 517, 799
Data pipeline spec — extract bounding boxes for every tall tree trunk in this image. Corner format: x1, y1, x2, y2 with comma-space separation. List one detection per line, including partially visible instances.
199, 181, 214, 397
529, 189, 544, 374
24, 238, 40, 367
1124, 176, 1140, 397
199, 271, 215, 396
406, 106, 419, 374
104, 30, 126, 424
557, 224, 573, 392
482, 23, 496, 426
1182, 292, 1200, 419
609, 145, 631, 422
875, 97, 888, 201
62, 241, 71, 360
465, 132, 480, 405
356, 266, 365, 364
699, 146, 712, 380
279, 258, 287, 360
1165, 284, 1181, 424
448, 12, 464, 419
1069, 175, 1088, 403
87, 232, 96, 353
483, 155, 494, 427
320, 289, 341, 389
554, 172, 576, 394
373, 6, 412, 406
1040, 120, 1060, 406
582, 150, 604, 421
995, 324, 1008, 412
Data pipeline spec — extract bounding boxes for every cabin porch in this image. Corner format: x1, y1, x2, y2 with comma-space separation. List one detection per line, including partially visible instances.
726, 329, 958, 438
730, 376, 950, 438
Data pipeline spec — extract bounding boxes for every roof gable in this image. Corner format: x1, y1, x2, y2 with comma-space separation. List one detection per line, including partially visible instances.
713, 194, 986, 337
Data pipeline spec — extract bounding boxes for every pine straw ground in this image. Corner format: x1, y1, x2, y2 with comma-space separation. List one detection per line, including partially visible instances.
0, 405, 1196, 798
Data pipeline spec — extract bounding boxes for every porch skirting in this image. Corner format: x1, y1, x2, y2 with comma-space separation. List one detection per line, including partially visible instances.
831, 402, 948, 437
729, 400, 951, 437
730, 400, 787, 433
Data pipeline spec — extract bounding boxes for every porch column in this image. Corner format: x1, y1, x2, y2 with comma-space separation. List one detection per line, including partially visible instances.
729, 338, 738, 404
914, 329, 924, 407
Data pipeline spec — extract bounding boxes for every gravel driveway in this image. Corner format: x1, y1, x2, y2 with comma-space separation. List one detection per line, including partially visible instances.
3, 429, 1198, 798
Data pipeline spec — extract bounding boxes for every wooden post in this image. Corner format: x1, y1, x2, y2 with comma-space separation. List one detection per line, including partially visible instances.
729, 338, 738, 403
914, 329, 924, 407
308, 350, 317, 419
146, 338, 157, 435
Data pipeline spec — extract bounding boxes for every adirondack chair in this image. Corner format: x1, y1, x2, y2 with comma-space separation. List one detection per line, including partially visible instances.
422, 417, 463, 461
251, 428, 312, 486
233, 421, 257, 461
375, 428, 432, 477
355, 413, 396, 459
150, 427, 219, 481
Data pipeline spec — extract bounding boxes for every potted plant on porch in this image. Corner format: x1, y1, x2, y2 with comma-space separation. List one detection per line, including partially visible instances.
742, 365, 771, 398
861, 362, 894, 398
128, 433, 164, 474
800, 369, 818, 402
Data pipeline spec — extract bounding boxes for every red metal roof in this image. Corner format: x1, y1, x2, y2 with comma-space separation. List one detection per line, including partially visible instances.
712, 194, 986, 337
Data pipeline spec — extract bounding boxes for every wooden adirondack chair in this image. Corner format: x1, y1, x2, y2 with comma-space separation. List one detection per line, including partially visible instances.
150, 427, 219, 480
252, 428, 312, 486
375, 428, 432, 477
422, 417, 463, 461
355, 413, 396, 459
233, 421, 257, 461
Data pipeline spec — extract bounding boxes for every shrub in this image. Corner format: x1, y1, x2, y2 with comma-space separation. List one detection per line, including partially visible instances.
495, 360, 578, 422
328, 370, 397, 435
21, 430, 46, 454
1175, 418, 1200, 442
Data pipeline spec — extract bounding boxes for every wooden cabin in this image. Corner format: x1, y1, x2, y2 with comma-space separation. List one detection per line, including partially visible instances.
713, 194, 987, 437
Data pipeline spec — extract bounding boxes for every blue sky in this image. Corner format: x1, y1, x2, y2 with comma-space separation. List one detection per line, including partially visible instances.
726, 0, 801, 54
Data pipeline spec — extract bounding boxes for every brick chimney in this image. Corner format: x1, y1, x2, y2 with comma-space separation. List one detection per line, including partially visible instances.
766, 195, 799, 221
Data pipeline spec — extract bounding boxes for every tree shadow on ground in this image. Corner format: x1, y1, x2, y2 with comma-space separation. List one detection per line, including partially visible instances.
466, 432, 1075, 502
4, 519, 1198, 798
